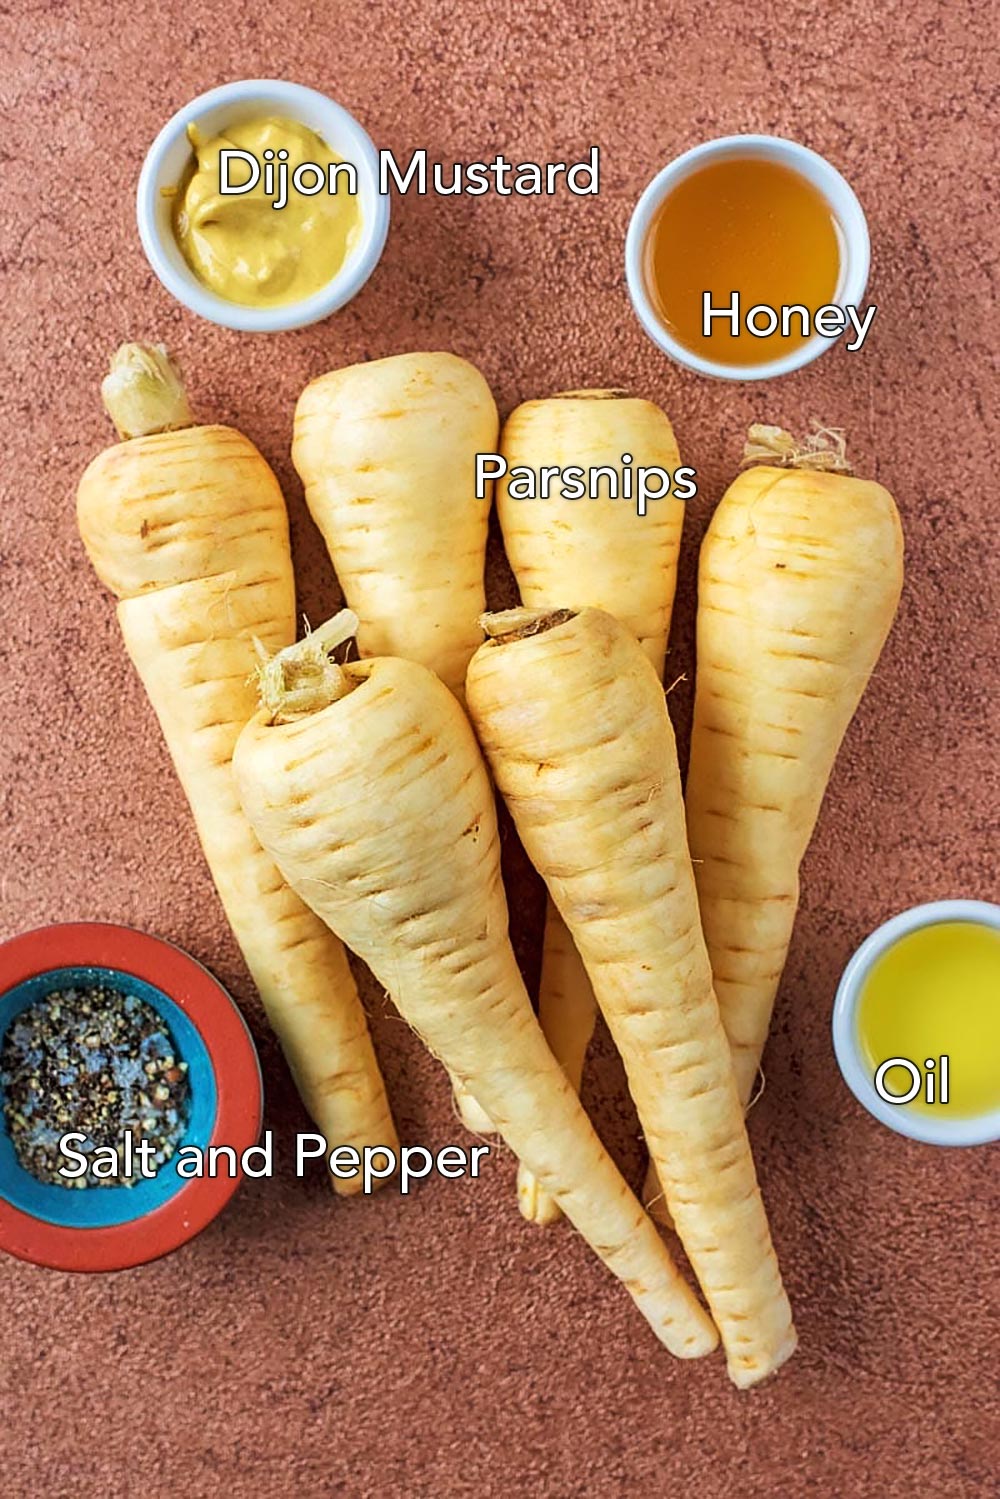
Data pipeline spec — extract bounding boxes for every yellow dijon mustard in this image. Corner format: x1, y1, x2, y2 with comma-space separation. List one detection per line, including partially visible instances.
171, 117, 362, 307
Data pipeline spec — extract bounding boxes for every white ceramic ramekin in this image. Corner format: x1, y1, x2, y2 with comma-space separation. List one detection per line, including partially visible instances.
624, 134, 870, 382
137, 80, 389, 333
831, 899, 1000, 1147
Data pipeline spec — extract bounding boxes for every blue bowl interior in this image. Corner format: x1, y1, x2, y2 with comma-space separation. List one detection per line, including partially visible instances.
0, 966, 217, 1228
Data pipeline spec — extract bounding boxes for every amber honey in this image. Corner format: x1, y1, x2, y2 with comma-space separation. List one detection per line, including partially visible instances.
643, 156, 841, 367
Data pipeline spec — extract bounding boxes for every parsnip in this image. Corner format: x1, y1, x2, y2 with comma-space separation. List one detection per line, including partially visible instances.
466, 607, 796, 1388
77, 344, 397, 1189
498, 391, 685, 661
292, 351, 498, 697
497, 390, 686, 1223
293, 350, 499, 1131
687, 427, 904, 1105
233, 629, 718, 1361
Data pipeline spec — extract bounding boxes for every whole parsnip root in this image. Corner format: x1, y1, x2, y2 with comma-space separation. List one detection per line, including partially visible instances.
293, 350, 499, 1132
77, 344, 397, 1190
642, 428, 904, 1216
466, 607, 796, 1388
688, 427, 904, 1104
498, 390, 686, 1224
233, 635, 718, 1361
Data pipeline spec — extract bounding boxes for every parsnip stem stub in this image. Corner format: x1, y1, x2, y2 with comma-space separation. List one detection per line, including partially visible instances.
101, 342, 195, 440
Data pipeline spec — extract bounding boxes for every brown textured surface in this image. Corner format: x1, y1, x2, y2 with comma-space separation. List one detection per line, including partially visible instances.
1, 1, 998, 1495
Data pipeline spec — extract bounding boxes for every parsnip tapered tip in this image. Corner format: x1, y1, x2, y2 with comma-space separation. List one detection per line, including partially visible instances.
516, 1160, 564, 1226
673, 1321, 722, 1361
726, 1325, 799, 1389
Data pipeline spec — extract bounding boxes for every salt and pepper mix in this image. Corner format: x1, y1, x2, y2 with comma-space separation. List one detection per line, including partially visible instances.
0, 985, 189, 1188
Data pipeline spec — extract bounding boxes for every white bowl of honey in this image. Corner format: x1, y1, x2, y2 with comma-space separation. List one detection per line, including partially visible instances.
831, 900, 1000, 1147
625, 135, 871, 381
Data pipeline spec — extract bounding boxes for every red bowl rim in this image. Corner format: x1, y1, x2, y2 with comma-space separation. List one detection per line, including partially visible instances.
0, 922, 262, 1272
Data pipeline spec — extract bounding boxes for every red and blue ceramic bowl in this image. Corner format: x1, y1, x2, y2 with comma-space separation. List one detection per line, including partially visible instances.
0, 923, 262, 1272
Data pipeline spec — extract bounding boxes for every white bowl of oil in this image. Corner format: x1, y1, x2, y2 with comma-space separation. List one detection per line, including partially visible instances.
137, 80, 389, 333
625, 135, 870, 382
832, 900, 1000, 1147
